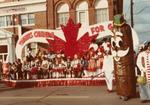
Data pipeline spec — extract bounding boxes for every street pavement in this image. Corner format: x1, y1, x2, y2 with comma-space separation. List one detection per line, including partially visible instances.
0, 82, 149, 105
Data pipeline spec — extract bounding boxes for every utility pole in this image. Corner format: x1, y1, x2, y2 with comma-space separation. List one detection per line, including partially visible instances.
113, 0, 123, 15
131, 0, 134, 28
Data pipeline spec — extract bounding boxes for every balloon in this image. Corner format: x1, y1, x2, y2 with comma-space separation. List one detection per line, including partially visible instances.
137, 76, 147, 85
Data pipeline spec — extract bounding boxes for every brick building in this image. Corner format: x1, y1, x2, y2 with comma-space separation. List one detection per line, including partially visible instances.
0, 0, 114, 62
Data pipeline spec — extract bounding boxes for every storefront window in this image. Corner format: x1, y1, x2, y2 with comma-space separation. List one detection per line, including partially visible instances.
0, 16, 5, 27
20, 13, 35, 25
95, 0, 109, 23
76, 1, 89, 26
21, 14, 27, 25
58, 12, 69, 27
0, 15, 12, 27
79, 12, 85, 24
6, 15, 12, 26
28, 13, 35, 24
57, 3, 69, 28
96, 8, 108, 23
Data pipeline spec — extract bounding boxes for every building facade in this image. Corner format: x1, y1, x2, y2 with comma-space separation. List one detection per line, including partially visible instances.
0, 0, 114, 62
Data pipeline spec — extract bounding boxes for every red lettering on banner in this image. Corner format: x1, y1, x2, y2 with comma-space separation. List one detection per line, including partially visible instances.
34, 31, 54, 38
91, 25, 105, 34
19, 32, 33, 45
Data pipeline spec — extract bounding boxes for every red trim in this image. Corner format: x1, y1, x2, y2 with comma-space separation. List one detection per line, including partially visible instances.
3, 78, 107, 88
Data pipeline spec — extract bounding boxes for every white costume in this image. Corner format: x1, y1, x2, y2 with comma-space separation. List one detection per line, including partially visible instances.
89, 43, 98, 51
102, 42, 110, 52
136, 51, 150, 101
102, 54, 114, 91
71, 58, 81, 78
41, 59, 49, 70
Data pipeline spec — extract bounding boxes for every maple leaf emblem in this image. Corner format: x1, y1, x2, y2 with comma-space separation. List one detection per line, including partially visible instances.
47, 18, 97, 58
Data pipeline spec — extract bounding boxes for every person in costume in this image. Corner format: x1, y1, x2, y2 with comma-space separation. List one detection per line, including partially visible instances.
81, 53, 89, 77
65, 56, 72, 78
136, 42, 150, 102
41, 57, 49, 79
96, 46, 104, 76
53, 54, 65, 78
22, 61, 30, 80
111, 14, 136, 101
87, 47, 97, 76
71, 54, 81, 78
89, 39, 98, 51
102, 44, 114, 92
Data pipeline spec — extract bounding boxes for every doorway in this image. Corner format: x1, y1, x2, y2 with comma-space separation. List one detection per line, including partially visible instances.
0, 45, 8, 62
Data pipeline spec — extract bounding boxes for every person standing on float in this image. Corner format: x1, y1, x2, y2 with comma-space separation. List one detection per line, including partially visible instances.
87, 47, 97, 77
111, 14, 136, 101
71, 54, 81, 78
136, 42, 150, 102
96, 46, 104, 76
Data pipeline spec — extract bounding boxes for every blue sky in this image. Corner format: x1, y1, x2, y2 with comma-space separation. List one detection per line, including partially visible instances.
124, 0, 150, 44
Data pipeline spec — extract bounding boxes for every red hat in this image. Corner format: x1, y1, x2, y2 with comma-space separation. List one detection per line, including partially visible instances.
107, 42, 111, 48
98, 46, 104, 52
89, 47, 94, 51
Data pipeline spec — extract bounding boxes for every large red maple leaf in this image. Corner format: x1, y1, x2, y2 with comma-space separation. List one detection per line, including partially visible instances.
47, 18, 98, 58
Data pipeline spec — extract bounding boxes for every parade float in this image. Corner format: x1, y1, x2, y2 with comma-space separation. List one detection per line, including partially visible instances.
4, 18, 139, 88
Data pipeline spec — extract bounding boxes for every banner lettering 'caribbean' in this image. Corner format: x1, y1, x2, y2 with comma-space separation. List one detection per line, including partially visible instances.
15, 29, 64, 59
18, 31, 55, 46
